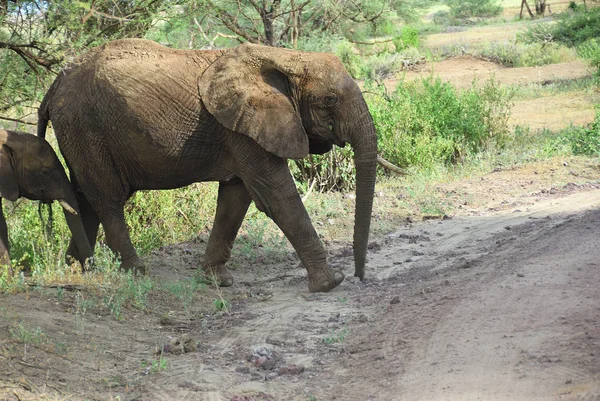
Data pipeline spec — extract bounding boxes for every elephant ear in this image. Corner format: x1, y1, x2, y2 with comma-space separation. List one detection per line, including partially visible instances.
0, 144, 18, 202
198, 43, 308, 159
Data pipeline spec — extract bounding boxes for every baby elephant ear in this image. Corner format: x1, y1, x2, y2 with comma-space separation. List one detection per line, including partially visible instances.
0, 144, 18, 202
198, 43, 309, 159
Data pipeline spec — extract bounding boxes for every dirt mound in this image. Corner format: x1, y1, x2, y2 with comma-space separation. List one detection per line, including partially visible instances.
384, 58, 590, 90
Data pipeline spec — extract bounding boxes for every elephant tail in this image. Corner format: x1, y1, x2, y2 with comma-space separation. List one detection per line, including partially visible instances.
38, 75, 60, 140
37, 107, 49, 140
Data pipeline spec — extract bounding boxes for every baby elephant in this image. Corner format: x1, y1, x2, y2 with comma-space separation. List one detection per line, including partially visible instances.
0, 129, 92, 269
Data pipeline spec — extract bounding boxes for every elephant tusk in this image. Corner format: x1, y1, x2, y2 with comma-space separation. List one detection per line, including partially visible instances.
57, 199, 78, 215
377, 155, 407, 175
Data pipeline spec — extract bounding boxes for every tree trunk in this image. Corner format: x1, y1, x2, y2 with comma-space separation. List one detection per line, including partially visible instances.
520, 0, 535, 19
535, 0, 548, 15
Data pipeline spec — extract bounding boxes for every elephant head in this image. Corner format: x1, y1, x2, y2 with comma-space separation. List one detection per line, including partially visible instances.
0, 129, 93, 267
198, 44, 377, 279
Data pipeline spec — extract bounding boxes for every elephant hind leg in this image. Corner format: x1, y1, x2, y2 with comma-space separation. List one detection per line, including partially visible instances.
99, 206, 145, 274
66, 191, 100, 269
202, 178, 252, 286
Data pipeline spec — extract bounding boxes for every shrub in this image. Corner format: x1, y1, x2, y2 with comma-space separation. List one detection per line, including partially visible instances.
478, 41, 576, 67
552, 7, 600, 47
577, 38, 600, 77
393, 26, 420, 51
334, 40, 364, 79
367, 76, 514, 170
290, 146, 356, 192
517, 22, 555, 46
566, 107, 600, 156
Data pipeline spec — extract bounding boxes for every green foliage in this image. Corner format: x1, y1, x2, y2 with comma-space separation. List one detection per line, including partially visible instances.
103, 271, 154, 320
517, 22, 555, 46
577, 38, 600, 77
162, 277, 205, 312
10, 323, 48, 346
290, 146, 356, 192
393, 26, 420, 51
0, 0, 174, 116
565, 107, 600, 156
368, 77, 514, 170
124, 183, 218, 254
141, 354, 168, 373
444, 0, 501, 19
212, 298, 231, 313
322, 328, 348, 344
552, 6, 600, 47
478, 41, 577, 67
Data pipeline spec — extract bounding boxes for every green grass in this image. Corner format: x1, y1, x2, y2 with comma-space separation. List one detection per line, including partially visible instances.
322, 328, 348, 344
511, 77, 599, 101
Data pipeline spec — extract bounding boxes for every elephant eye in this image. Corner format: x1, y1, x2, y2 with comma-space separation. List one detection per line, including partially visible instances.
323, 94, 338, 107
41, 168, 51, 177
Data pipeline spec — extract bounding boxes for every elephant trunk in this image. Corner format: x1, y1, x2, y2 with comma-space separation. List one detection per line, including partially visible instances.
348, 109, 378, 280
60, 191, 93, 265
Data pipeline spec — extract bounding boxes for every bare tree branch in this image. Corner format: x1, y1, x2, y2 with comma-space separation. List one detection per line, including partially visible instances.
0, 115, 37, 125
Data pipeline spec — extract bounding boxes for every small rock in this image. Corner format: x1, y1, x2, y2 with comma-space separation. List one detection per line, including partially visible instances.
368, 241, 381, 252
157, 333, 197, 355
389, 296, 401, 305
454, 257, 471, 269
356, 314, 368, 322
235, 365, 250, 374
517, 272, 525, 278
278, 364, 305, 375
248, 346, 282, 371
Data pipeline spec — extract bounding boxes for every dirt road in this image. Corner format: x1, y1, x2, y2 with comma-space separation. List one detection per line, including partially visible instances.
2, 181, 599, 400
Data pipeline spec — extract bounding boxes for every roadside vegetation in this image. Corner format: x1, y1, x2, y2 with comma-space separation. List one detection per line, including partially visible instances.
0, 0, 599, 321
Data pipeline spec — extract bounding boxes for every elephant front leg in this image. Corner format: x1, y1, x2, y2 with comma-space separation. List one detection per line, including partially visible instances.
0, 201, 12, 276
202, 178, 252, 286
229, 137, 344, 293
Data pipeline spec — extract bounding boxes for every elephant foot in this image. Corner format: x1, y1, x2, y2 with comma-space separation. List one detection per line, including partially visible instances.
202, 264, 234, 287
121, 257, 147, 275
308, 267, 345, 293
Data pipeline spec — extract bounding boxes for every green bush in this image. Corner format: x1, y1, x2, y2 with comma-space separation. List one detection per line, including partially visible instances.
478, 41, 577, 67
368, 76, 514, 170
566, 107, 600, 156
393, 26, 420, 51
517, 22, 555, 46
552, 7, 600, 47
290, 145, 356, 192
577, 38, 600, 77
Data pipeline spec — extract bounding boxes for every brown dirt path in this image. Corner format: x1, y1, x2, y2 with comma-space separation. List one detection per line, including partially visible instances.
1, 162, 599, 401
385, 57, 590, 90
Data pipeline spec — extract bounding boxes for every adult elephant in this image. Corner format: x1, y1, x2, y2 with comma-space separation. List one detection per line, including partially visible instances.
0, 129, 93, 268
38, 39, 377, 293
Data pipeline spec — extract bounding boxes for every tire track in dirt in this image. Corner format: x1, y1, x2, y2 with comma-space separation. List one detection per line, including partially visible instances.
395, 206, 600, 400
322, 189, 600, 401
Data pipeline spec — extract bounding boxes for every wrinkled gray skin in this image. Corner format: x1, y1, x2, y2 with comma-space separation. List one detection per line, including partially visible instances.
0, 129, 93, 269
38, 39, 377, 293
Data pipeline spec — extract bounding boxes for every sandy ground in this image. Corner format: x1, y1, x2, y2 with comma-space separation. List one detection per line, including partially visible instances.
1, 160, 599, 400
381, 56, 597, 131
